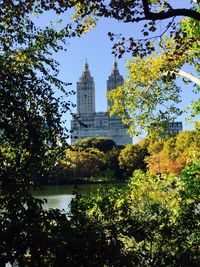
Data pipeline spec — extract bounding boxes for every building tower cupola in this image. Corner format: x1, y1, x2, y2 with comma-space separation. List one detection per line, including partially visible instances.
77, 60, 96, 114
112, 58, 118, 73
107, 59, 124, 111
83, 59, 90, 74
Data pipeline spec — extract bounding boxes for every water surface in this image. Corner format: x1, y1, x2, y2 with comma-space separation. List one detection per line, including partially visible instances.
32, 183, 111, 211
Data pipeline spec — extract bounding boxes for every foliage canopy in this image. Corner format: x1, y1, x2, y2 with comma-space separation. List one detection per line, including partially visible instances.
108, 13, 200, 135
0, 1, 74, 265
73, 137, 116, 153
70, 163, 200, 267
0, 1, 200, 265
70, 1, 200, 135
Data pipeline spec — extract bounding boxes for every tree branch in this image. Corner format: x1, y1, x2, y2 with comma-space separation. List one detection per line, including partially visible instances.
178, 70, 200, 86
163, 69, 200, 86
142, 0, 200, 21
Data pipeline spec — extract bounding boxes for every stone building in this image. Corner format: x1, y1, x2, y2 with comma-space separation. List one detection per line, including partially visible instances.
166, 122, 183, 134
71, 60, 132, 145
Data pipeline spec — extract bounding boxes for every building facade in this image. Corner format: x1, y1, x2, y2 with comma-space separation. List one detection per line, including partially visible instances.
167, 122, 183, 134
71, 61, 132, 145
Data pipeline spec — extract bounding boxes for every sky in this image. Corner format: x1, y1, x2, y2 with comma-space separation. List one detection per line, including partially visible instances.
35, 1, 199, 143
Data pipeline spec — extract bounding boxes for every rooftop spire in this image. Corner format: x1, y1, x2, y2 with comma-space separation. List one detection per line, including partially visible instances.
79, 59, 93, 83
112, 57, 118, 73
83, 59, 90, 74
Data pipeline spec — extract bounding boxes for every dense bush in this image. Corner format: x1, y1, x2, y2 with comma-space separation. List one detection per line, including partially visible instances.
69, 163, 200, 266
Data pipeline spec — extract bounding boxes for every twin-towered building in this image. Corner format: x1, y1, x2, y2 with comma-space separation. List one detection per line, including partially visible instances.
70, 60, 132, 145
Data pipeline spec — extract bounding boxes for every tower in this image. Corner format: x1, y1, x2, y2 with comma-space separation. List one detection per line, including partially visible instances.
77, 61, 96, 114
71, 61, 132, 145
106, 59, 124, 111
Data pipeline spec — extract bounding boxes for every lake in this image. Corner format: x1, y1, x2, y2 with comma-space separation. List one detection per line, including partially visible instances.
32, 183, 114, 212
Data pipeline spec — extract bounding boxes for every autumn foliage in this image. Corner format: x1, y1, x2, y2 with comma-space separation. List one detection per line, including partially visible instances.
146, 130, 200, 175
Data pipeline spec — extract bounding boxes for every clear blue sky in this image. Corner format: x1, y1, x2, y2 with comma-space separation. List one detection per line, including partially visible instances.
35, 1, 199, 143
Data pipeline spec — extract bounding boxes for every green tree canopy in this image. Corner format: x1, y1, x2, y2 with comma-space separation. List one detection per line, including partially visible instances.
70, 1, 200, 135
66, 147, 106, 179
108, 13, 200, 135
73, 137, 116, 153
118, 143, 149, 178
1, 1, 199, 265
0, 1, 75, 265
72, 1, 200, 57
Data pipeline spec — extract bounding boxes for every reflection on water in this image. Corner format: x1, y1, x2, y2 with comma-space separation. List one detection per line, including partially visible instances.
32, 183, 109, 212
37, 195, 73, 211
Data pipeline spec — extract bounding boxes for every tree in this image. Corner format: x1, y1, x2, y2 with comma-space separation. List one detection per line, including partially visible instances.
1, 1, 199, 265
107, 12, 200, 134
146, 130, 200, 175
66, 147, 106, 179
118, 143, 149, 178
104, 146, 121, 179
70, 164, 200, 266
71, 1, 200, 135
72, 1, 200, 56
0, 2, 76, 265
73, 137, 116, 153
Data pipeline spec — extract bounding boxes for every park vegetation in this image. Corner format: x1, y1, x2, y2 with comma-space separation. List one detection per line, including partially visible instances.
46, 130, 200, 184
69, 163, 200, 267
0, 0, 200, 266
